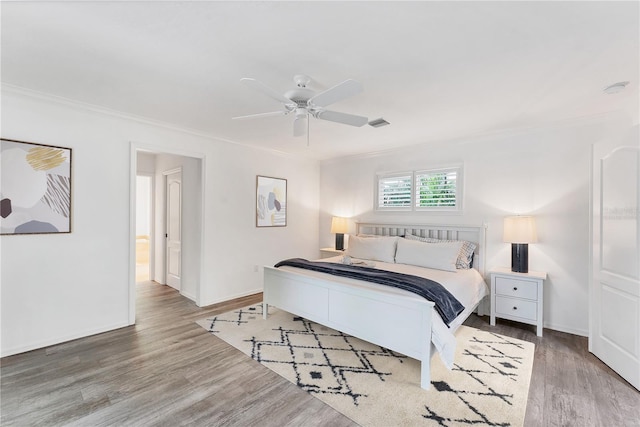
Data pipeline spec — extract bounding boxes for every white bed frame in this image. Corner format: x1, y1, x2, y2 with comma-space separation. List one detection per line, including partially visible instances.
263, 222, 487, 390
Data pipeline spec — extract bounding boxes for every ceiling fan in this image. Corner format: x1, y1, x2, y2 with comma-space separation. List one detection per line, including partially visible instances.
233, 74, 368, 139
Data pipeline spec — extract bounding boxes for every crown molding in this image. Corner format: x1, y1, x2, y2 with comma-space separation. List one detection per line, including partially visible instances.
1, 83, 305, 160
320, 110, 632, 165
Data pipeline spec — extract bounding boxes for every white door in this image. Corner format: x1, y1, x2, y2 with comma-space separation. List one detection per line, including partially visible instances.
165, 170, 182, 290
590, 125, 639, 391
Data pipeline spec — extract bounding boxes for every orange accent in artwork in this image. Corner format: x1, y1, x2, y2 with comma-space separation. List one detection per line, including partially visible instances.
26, 147, 66, 171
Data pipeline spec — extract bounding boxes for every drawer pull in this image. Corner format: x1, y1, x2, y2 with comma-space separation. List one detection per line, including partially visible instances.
513, 287, 518, 291
513, 306, 518, 310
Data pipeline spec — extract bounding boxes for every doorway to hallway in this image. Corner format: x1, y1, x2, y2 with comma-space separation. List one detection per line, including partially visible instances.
129, 145, 204, 325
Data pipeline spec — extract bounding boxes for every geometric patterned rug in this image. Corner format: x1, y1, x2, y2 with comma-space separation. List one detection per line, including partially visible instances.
196, 303, 534, 427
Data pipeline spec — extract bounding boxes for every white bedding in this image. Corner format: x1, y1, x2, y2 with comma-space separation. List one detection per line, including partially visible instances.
276, 256, 488, 369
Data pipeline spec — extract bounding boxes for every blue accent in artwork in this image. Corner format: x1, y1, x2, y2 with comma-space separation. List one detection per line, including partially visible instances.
15, 220, 59, 233
268, 192, 276, 210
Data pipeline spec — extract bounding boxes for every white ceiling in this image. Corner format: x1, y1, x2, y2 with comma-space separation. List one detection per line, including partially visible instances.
2, 1, 638, 160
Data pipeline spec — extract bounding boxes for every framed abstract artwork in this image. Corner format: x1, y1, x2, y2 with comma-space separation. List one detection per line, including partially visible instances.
256, 175, 287, 227
1, 139, 72, 235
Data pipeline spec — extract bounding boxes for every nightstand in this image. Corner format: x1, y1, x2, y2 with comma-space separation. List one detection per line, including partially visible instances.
319, 247, 344, 259
490, 267, 547, 336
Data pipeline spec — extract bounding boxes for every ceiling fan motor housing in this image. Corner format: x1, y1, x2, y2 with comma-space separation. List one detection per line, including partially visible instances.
284, 87, 315, 107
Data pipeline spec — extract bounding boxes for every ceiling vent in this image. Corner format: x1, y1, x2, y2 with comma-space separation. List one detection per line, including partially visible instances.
604, 81, 630, 94
368, 118, 390, 128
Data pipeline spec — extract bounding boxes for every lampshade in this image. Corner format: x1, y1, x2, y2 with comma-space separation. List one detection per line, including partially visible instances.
330, 217, 348, 234
503, 216, 537, 243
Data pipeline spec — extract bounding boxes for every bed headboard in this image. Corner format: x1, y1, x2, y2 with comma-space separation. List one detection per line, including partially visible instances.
355, 222, 487, 277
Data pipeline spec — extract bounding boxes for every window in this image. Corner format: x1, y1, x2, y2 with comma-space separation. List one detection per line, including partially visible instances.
376, 172, 412, 210
415, 167, 461, 211
375, 165, 463, 212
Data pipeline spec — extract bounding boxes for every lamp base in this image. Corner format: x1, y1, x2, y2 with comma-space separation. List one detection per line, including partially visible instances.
335, 233, 345, 251
511, 243, 529, 273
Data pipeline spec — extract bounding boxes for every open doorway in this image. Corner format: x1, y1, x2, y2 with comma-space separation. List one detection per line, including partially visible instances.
129, 145, 205, 325
136, 174, 153, 283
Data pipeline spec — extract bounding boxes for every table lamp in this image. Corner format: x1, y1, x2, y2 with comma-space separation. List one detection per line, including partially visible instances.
503, 216, 537, 273
330, 217, 348, 251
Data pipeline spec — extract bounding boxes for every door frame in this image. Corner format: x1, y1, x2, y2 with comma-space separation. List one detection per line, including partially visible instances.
129, 142, 207, 325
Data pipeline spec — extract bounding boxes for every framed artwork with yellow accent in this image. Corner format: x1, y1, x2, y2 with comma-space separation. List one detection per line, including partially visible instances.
256, 175, 287, 227
1, 139, 72, 235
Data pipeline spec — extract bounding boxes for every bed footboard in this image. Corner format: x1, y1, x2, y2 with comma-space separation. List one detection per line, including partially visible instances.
263, 266, 434, 390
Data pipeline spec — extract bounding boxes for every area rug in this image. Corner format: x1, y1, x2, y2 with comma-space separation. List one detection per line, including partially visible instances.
196, 304, 534, 427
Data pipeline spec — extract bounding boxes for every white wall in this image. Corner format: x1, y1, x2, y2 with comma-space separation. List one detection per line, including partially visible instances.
0, 88, 319, 357
202, 140, 321, 304
319, 116, 633, 336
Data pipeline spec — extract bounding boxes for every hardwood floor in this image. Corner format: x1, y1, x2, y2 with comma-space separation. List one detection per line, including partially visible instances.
2, 281, 639, 426
464, 316, 640, 427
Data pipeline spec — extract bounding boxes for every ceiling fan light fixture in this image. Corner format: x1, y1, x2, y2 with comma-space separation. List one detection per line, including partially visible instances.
369, 118, 390, 128
293, 112, 309, 136
294, 108, 308, 119
604, 81, 630, 94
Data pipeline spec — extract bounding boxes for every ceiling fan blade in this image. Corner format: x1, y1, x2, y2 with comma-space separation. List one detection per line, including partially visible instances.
240, 78, 295, 106
293, 115, 307, 137
309, 79, 363, 108
232, 110, 288, 120
316, 110, 368, 127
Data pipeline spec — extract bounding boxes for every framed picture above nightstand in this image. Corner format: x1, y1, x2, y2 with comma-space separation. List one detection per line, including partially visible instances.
490, 267, 547, 336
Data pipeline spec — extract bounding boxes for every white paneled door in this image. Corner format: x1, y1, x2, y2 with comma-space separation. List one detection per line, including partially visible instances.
165, 169, 182, 291
590, 125, 639, 391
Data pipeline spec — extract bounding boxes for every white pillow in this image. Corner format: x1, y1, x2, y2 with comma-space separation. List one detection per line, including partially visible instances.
346, 235, 398, 263
404, 233, 476, 269
395, 238, 462, 272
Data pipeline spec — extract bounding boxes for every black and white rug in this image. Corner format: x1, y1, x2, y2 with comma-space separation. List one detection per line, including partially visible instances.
196, 304, 534, 427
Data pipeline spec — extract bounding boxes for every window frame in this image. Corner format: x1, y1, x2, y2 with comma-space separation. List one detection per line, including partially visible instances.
375, 171, 414, 211
414, 165, 463, 213
374, 165, 463, 213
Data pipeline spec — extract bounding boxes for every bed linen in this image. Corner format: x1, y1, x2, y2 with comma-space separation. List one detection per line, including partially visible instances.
275, 256, 488, 369
274, 258, 465, 325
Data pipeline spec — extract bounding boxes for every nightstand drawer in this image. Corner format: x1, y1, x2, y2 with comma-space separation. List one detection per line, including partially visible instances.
495, 277, 538, 300
495, 296, 537, 321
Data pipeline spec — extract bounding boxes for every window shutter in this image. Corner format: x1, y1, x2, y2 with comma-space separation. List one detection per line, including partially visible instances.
377, 173, 412, 209
415, 168, 459, 209
375, 166, 462, 212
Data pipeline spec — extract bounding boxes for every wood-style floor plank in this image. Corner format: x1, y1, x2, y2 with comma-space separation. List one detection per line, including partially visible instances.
2, 281, 639, 426
464, 317, 640, 427
1, 283, 355, 427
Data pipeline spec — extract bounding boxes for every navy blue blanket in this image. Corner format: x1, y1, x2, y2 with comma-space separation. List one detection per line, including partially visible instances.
274, 258, 464, 327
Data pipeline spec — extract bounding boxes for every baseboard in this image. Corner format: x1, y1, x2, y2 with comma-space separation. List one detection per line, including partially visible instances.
0, 321, 130, 358
471, 311, 588, 338
181, 290, 196, 302
199, 288, 263, 307
543, 322, 588, 337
